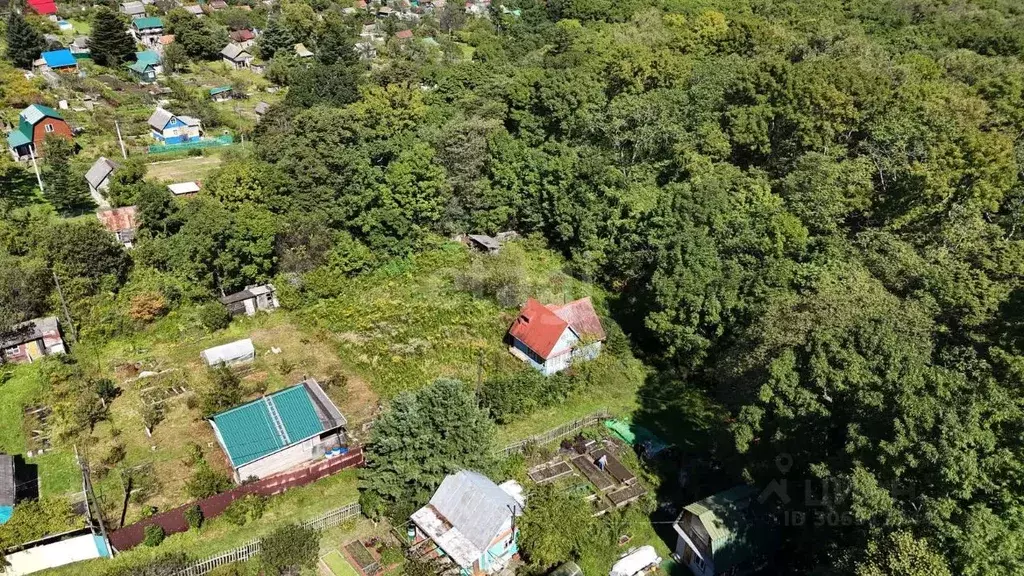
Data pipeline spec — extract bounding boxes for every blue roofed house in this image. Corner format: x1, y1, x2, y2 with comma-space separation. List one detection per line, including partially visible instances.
410, 471, 526, 576
148, 107, 202, 144
39, 49, 78, 73
6, 104, 73, 161
209, 379, 348, 481
128, 50, 162, 83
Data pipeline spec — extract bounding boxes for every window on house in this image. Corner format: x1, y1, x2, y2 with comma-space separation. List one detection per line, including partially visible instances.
44, 124, 54, 133
694, 557, 706, 573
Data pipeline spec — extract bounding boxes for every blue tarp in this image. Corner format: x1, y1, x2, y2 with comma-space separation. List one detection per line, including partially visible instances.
0, 505, 13, 525
41, 49, 77, 68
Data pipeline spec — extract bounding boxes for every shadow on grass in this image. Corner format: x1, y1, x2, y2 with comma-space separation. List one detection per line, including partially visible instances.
0, 164, 44, 209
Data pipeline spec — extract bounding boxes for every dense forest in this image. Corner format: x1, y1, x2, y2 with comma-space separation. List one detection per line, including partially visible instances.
4, 0, 1024, 573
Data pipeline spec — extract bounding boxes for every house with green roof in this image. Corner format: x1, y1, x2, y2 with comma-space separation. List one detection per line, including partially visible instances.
209, 379, 348, 481
127, 50, 162, 83
673, 485, 777, 576
209, 86, 233, 102
6, 104, 72, 161
132, 17, 164, 48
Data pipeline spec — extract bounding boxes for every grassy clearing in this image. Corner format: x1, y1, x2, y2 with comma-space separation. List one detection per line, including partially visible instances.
0, 366, 80, 495
145, 154, 224, 182
321, 550, 359, 576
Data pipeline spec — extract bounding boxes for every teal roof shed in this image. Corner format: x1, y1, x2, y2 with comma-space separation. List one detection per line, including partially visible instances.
210, 379, 346, 468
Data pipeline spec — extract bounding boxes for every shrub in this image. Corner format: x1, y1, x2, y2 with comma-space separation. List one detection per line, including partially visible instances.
184, 442, 204, 467
479, 370, 544, 423
260, 524, 319, 575
129, 291, 169, 322
143, 524, 165, 547
197, 302, 232, 331
185, 505, 203, 530
199, 367, 244, 418
223, 495, 267, 526
185, 462, 233, 499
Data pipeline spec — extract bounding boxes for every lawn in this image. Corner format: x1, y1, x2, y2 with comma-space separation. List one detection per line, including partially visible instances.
0, 366, 81, 495
322, 550, 359, 576
145, 154, 224, 182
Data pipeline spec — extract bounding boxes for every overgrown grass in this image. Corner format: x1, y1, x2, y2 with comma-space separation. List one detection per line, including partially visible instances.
0, 366, 80, 495
42, 470, 360, 576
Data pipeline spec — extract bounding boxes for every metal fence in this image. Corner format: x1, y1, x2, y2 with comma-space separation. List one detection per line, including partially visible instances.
176, 502, 362, 576
496, 409, 611, 457
147, 135, 235, 154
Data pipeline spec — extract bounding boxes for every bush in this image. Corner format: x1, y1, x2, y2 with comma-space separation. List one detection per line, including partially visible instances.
184, 442, 204, 467
223, 495, 268, 526
479, 369, 545, 423
185, 462, 233, 499
185, 505, 204, 530
260, 524, 319, 575
199, 367, 244, 418
143, 524, 166, 547
197, 302, 232, 331
129, 291, 169, 322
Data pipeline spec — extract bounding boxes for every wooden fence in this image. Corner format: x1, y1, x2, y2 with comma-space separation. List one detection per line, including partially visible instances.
496, 409, 611, 457
176, 502, 362, 576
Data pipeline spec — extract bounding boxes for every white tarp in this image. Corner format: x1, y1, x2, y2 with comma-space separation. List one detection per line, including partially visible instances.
610, 546, 660, 576
5, 533, 110, 575
201, 338, 255, 367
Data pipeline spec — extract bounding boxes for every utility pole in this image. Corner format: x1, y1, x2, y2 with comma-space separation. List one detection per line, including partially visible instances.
29, 146, 43, 194
77, 445, 112, 556
52, 271, 77, 343
114, 119, 127, 159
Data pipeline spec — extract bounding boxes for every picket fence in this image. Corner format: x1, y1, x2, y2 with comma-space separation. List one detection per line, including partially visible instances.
496, 409, 611, 457
175, 502, 361, 576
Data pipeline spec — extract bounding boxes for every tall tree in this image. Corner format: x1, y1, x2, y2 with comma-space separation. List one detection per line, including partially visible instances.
5, 10, 46, 69
89, 8, 136, 67
41, 136, 93, 216
360, 379, 494, 520
257, 13, 294, 60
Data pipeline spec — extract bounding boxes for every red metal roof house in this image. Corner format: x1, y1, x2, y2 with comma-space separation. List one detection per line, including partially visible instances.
507, 297, 605, 375
27, 0, 58, 15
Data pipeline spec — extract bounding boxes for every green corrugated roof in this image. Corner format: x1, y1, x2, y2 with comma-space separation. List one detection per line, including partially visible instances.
683, 485, 774, 572
209, 86, 231, 95
133, 16, 163, 29
7, 129, 31, 148
20, 104, 62, 126
272, 386, 324, 443
127, 60, 155, 74
135, 50, 160, 64
211, 383, 326, 467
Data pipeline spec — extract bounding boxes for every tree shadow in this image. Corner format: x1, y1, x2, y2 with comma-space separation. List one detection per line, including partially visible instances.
0, 162, 43, 209
13, 454, 39, 503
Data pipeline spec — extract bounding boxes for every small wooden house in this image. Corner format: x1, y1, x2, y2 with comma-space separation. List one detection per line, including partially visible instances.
40, 49, 78, 73
221, 43, 253, 69
85, 157, 117, 196
507, 297, 605, 375
220, 284, 279, 316
0, 317, 67, 364
673, 486, 776, 576
6, 105, 72, 161
148, 108, 202, 144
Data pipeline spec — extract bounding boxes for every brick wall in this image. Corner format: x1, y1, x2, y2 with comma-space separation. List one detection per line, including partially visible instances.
108, 447, 364, 551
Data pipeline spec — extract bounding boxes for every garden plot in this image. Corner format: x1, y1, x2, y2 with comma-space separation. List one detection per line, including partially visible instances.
145, 154, 223, 182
